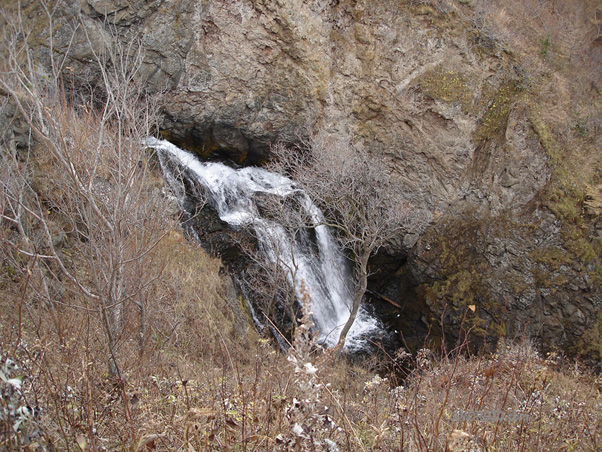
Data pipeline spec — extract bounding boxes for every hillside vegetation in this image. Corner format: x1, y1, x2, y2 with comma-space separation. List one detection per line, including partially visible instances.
1, 0, 601, 451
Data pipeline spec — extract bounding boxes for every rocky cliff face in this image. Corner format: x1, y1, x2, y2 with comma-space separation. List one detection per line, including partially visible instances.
22, 0, 602, 359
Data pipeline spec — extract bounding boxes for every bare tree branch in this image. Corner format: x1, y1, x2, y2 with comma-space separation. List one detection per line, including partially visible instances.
269, 133, 431, 350
0, 4, 173, 379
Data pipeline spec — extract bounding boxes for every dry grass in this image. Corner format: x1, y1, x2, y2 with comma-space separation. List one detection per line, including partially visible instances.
384, 342, 602, 451
0, 223, 247, 451
4, 265, 602, 452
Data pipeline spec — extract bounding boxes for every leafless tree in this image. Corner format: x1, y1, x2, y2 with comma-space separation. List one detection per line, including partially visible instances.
270, 134, 430, 350
0, 4, 172, 379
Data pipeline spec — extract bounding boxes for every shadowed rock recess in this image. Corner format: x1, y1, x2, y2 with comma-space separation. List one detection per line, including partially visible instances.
25, 0, 602, 359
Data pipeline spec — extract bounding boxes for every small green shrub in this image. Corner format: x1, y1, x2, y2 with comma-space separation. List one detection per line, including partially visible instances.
540, 35, 552, 59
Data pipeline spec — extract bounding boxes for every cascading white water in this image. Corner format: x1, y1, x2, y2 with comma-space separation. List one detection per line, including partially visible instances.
147, 137, 380, 350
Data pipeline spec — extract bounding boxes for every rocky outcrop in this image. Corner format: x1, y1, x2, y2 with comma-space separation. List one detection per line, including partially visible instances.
21, 0, 602, 359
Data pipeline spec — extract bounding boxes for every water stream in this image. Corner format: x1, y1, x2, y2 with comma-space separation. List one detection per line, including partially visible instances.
147, 138, 380, 350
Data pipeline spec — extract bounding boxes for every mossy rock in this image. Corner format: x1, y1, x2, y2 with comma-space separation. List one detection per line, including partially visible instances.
530, 112, 601, 277
529, 247, 572, 271
574, 308, 602, 363
473, 81, 521, 145
414, 69, 474, 114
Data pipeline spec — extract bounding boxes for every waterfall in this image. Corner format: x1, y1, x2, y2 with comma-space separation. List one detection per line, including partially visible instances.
147, 138, 380, 350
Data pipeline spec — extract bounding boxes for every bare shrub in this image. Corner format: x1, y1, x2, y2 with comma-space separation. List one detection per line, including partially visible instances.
0, 2, 170, 379
276, 288, 339, 451
270, 134, 430, 350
